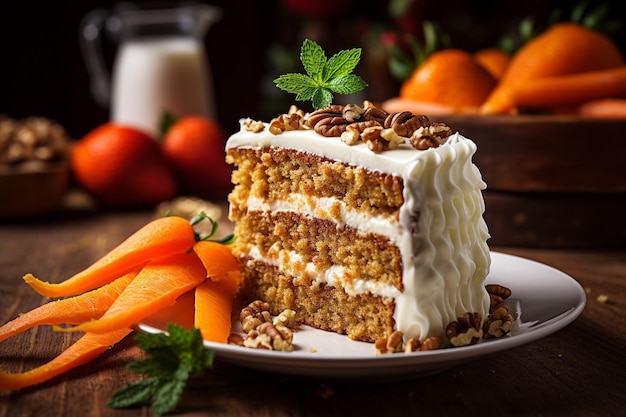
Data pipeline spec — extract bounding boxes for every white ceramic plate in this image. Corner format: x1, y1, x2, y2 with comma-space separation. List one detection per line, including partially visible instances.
138, 252, 586, 381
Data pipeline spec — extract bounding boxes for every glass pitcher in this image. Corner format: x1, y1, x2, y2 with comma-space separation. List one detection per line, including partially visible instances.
80, 3, 221, 136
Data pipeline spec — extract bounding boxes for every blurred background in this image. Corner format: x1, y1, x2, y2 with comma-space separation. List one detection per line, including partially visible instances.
2, 0, 624, 139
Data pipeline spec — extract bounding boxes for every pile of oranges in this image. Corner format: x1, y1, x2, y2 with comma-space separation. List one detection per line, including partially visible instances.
71, 116, 232, 208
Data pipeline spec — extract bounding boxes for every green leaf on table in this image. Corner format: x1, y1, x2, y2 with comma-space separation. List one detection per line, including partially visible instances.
274, 39, 368, 110
108, 323, 215, 416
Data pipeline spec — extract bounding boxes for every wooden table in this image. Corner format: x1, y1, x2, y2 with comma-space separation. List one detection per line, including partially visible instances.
1, 207, 625, 417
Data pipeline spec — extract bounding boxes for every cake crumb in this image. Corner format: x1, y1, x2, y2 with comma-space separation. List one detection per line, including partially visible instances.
596, 294, 609, 303
310, 347, 318, 353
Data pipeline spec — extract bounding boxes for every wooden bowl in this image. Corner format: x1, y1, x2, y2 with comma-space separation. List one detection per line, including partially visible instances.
437, 115, 626, 248
0, 161, 71, 219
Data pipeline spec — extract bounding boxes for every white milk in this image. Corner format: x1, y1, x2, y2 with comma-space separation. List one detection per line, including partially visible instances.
110, 37, 214, 136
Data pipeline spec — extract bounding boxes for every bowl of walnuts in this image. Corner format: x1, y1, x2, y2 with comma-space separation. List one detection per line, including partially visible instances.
0, 116, 73, 219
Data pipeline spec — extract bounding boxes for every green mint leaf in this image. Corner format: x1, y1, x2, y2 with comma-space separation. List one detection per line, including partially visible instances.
273, 39, 368, 110
108, 379, 161, 409
109, 324, 215, 416
274, 73, 319, 94
313, 89, 333, 110
152, 378, 187, 416
127, 350, 179, 378
323, 48, 362, 81
327, 74, 368, 94
300, 39, 326, 79
295, 86, 319, 102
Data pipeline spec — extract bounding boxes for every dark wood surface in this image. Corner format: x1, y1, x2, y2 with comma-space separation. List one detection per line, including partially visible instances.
1, 207, 625, 417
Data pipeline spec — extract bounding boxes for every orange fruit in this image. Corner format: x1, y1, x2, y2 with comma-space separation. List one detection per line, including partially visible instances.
71, 123, 177, 207
399, 49, 498, 113
474, 47, 510, 81
161, 115, 232, 198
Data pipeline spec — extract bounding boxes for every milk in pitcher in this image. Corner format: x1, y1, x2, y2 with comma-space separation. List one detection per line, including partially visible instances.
111, 37, 214, 136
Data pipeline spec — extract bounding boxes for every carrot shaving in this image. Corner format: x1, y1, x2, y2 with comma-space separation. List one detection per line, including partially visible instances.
190, 240, 241, 343
24, 216, 195, 298
54, 253, 206, 334
0, 328, 132, 391
194, 272, 241, 343
192, 240, 240, 282
141, 290, 195, 330
0, 271, 138, 343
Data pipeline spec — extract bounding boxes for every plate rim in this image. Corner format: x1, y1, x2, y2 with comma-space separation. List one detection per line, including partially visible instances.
137, 251, 586, 377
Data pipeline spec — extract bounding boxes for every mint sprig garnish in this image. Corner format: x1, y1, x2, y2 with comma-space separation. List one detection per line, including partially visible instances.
108, 324, 215, 416
274, 39, 368, 110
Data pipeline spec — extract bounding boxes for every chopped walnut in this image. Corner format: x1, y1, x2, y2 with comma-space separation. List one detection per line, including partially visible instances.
240, 300, 272, 333
404, 335, 442, 353
273, 309, 297, 330
340, 127, 361, 146
361, 100, 389, 124
375, 331, 441, 355
241, 118, 265, 133
384, 111, 430, 137
410, 123, 453, 150
446, 312, 483, 347
483, 306, 514, 339
375, 330, 404, 354
269, 111, 304, 135
380, 128, 406, 149
342, 103, 364, 122
486, 284, 512, 300
244, 322, 294, 352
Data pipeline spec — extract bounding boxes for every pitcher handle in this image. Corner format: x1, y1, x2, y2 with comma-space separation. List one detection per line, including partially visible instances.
79, 9, 110, 108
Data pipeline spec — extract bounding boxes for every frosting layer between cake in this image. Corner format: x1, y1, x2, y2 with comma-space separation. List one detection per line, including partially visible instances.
226, 122, 491, 342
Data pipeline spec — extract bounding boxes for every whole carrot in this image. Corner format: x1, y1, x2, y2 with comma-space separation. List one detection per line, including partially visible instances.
0, 271, 138, 343
576, 98, 626, 118
54, 253, 206, 334
481, 22, 624, 114
24, 216, 196, 298
510, 66, 626, 108
0, 328, 132, 391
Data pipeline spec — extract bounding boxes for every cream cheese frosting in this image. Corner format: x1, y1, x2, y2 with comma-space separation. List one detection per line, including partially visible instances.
227, 120, 491, 342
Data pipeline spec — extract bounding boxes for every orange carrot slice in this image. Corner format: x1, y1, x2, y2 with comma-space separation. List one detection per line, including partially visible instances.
141, 290, 196, 330
24, 216, 196, 298
0, 271, 138, 343
191, 240, 241, 342
194, 272, 241, 343
54, 253, 206, 334
0, 327, 132, 391
192, 240, 240, 281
